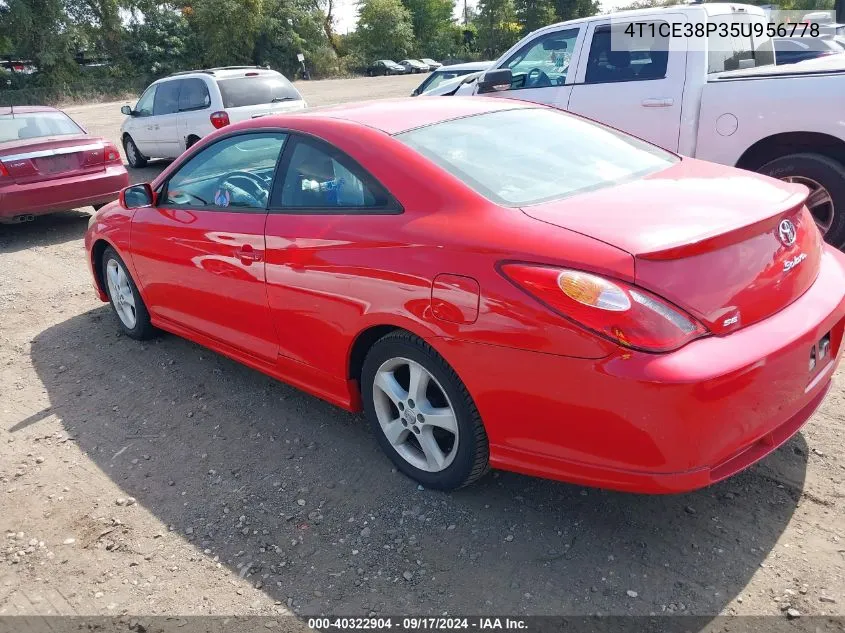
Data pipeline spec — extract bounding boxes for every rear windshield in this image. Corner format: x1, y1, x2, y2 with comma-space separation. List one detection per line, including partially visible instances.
396, 108, 677, 206
0, 111, 83, 143
217, 75, 301, 108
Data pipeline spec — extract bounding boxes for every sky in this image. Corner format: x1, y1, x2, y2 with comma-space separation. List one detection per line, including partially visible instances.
333, 0, 633, 34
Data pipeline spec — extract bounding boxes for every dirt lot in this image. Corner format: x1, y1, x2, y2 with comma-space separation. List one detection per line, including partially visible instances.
1, 74, 844, 621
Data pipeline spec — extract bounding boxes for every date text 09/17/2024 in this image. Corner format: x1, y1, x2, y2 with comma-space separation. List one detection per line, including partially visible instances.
308, 618, 528, 630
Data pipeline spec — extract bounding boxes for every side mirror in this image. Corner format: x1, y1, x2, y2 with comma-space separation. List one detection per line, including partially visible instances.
120, 105, 133, 116
477, 68, 513, 94
120, 183, 155, 209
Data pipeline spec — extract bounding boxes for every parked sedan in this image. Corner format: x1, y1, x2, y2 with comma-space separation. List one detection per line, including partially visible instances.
85, 97, 845, 493
398, 59, 430, 73
367, 60, 407, 76
420, 58, 443, 70
1, 106, 128, 223
774, 36, 845, 65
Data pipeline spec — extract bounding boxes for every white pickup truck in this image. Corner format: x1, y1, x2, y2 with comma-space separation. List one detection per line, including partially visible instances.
437, 3, 845, 246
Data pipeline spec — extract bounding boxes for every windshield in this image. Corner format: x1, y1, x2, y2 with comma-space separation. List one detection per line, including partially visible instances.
397, 108, 677, 206
0, 111, 83, 143
217, 75, 301, 108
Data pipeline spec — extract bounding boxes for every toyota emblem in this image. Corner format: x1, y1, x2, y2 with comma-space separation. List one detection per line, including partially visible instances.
778, 219, 797, 246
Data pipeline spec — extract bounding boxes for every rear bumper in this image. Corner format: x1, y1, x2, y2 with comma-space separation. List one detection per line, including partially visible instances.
0, 165, 129, 218
435, 247, 845, 493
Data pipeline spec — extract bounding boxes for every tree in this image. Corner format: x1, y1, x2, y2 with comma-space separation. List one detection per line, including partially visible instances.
353, 0, 415, 62
515, 0, 556, 34
124, 4, 195, 76
476, 0, 521, 58
402, 0, 457, 58
553, 0, 598, 22
184, 0, 264, 67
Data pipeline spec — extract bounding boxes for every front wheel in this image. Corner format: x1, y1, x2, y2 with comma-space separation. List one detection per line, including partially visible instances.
122, 135, 148, 169
758, 152, 845, 247
361, 331, 489, 490
102, 247, 155, 340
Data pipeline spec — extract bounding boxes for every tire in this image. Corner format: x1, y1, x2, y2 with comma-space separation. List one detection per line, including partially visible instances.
122, 135, 148, 169
758, 152, 845, 247
101, 247, 155, 340
361, 331, 489, 490
185, 135, 200, 150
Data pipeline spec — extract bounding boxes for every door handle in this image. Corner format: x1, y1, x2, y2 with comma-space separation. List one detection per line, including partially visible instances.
641, 98, 674, 108
236, 244, 262, 264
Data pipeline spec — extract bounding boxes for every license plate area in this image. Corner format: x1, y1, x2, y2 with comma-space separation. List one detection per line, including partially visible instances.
34, 153, 79, 175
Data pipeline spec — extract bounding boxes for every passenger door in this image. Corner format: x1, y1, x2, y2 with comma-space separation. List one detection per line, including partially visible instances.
126, 85, 157, 157
177, 77, 212, 150
263, 135, 402, 378
151, 79, 182, 159
483, 26, 584, 108
567, 18, 687, 151
130, 131, 288, 361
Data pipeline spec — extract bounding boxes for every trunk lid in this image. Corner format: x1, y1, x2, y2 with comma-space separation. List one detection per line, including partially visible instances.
0, 134, 106, 184
520, 159, 823, 334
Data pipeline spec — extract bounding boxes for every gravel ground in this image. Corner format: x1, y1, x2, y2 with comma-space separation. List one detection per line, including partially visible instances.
1, 74, 844, 621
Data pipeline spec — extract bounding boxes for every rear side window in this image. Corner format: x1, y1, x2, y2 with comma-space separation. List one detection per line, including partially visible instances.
217, 75, 300, 108
0, 111, 83, 142
585, 22, 669, 84
707, 16, 775, 73
153, 80, 180, 116
179, 78, 211, 112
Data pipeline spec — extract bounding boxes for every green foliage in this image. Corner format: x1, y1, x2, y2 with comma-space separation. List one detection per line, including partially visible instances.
402, 0, 461, 58
515, 0, 557, 34
124, 5, 194, 77
476, 0, 521, 58
353, 0, 416, 61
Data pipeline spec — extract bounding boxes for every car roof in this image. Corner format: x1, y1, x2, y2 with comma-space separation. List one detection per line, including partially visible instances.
0, 105, 61, 115
297, 96, 537, 135
436, 61, 493, 71
159, 67, 282, 82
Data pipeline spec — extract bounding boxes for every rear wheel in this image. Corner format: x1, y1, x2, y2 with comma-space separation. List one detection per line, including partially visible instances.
186, 135, 200, 150
123, 135, 148, 169
102, 247, 155, 340
758, 152, 845, 247
361, 331, 489, 490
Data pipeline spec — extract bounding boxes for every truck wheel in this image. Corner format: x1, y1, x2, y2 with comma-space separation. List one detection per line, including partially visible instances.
758, 153, 845, 247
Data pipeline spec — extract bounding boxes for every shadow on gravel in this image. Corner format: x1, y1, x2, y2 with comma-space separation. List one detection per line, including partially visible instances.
0, 210, 92, 254
31, 307, 809, 616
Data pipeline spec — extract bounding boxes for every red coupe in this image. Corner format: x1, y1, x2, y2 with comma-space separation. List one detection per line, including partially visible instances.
84, 97, 845, 493
1, 106, 128, 223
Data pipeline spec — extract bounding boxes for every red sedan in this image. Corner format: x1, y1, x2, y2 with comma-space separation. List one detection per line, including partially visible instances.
1, 106, 128, 223
84, 97, 845, 493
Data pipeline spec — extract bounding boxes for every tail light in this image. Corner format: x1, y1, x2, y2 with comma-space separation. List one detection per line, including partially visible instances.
500, 264, 708, 353
104, 143, 121, 163
0, 161, 9, 179
210, 111, 230, 129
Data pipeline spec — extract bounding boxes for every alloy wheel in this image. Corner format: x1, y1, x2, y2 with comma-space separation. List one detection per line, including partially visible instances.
372, 357, 459, 472
106, 259, 137, 329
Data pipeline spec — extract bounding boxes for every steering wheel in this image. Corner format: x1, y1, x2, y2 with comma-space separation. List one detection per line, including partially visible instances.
527, 68, 552, 88
219, 171, 269, 202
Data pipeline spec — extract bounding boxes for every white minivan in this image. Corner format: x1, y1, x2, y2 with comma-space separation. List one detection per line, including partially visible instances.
120, 66, 307, 167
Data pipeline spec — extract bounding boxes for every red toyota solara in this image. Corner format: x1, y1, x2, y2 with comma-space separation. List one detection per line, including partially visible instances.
84, 97, 845, 493
1, 106, 129, 223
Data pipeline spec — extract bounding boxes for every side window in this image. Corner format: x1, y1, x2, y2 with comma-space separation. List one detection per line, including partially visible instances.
178, 78, 211, 112
162, 133, 287, 210
153, 80, 181, 116
707, 17, 774, 73
503, 28, 579, 89
134, 86, 157, 117
584, 22, 669, 84
276, 138, 397, 213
